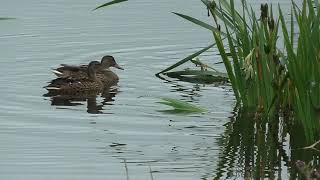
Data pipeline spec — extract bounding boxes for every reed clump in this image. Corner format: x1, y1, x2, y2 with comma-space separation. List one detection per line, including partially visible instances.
159, 0, 320, 141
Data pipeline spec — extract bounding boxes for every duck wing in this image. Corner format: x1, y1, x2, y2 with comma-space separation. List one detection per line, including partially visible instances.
52, 64, 88, 77
45, 76, 102, 92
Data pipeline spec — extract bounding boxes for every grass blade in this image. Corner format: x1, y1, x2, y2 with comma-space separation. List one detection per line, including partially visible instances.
173, 12, 223, 34
158, 97, 207, 113
93, 0, 128, 11
156, 43, 215, 74
212, 31, 240, 101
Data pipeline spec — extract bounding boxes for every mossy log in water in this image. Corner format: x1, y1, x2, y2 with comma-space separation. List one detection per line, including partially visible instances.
164, 70, 228, 84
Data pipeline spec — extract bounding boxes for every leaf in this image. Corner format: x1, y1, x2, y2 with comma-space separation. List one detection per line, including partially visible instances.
212, 31, 240, 101
93, 0, 128, 11
173, 12, 228, 37
173, 12, 217, 32
157, 98, 207, 113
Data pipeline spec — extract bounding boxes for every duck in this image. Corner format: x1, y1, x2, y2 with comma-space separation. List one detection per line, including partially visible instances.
52, 55, 123, 85
45, 61, 105, 93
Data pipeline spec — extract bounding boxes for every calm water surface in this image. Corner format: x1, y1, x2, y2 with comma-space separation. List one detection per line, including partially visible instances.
0, 0, 309, 179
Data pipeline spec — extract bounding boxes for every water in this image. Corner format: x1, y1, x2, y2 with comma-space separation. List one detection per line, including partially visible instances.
0, 0, 315, 180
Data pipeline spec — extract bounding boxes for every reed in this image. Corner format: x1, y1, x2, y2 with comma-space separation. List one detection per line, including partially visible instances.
159, 0, 320, 140
93, 0, 128, 11
162, 0, 284, 113
279, 0, 320, 140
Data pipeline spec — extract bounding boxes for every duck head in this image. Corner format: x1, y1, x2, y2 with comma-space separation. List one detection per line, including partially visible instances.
100, 55, 124, 70
87, 61, 102, 81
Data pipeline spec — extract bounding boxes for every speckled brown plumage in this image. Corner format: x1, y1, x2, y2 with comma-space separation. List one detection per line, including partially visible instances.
46, 76, 103, 92
52, 55, 123, 85
45, 61, 104, 93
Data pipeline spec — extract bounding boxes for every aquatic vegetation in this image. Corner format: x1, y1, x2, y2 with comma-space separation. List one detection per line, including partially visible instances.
279, 0, 320, 140
157, 43, 215, 75
162, 0, 283, 112
93, 0, 128, 11
159, 0, 320, 141
162, 57, 228, 84
158, 97, 206, 113
164, 69, 228, 84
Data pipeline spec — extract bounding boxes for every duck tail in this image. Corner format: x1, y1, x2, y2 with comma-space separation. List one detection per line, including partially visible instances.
51, 69, 63, 76
45, 86, 61, 90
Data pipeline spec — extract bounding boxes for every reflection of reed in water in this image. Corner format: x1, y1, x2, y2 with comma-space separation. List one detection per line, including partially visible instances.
213, 107, 320, 179
43, 86, 119, 114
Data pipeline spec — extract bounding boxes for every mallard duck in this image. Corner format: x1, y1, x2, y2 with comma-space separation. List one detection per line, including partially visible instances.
52, 55, 123, 79
45, 61, 104, 93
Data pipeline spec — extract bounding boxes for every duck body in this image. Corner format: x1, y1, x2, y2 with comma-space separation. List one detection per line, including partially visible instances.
52, 64, 88, 78
98, 70, 119, 86
45, 61, 104, 93
45, 76, 103, 93
52, 55, 123, 86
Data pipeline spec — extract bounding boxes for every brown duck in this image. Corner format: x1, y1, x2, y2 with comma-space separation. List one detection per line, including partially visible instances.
45, 61, 104, 93
52, 55, 123, 85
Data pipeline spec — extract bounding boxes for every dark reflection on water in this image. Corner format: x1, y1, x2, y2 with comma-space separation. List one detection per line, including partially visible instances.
157, 74, 203, 99
43, 86, 119, 114
214, 107, 320, 179
157, 73, 229, 102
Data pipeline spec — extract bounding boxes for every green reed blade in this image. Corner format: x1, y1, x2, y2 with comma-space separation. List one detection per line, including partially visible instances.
156, 43, 215, 74
93, 0, 128, 11
213, 31, 240, 101
173, 12, 227, 37
225, 26, 245, 102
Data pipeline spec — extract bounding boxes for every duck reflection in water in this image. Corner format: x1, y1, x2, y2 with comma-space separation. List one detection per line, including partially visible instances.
43, 86, 119, 114
43, 56, 123, 114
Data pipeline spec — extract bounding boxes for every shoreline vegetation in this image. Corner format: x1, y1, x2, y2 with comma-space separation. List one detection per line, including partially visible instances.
157, 0, 320, 143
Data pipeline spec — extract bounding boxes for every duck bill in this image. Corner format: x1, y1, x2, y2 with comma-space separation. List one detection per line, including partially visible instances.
114, 63, 124, 70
